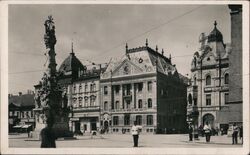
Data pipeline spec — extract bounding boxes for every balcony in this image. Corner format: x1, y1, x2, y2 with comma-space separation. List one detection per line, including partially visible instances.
187, 85, 198, 98
73, 106, 100, 112
109, 107, 156, 113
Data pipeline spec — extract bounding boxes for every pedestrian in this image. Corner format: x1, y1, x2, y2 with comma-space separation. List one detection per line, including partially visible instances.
232, 123, 239, 145
131, 121, 142, 147
239, 125, 243, 144
188, 124, 193, 141
203, 122, 211, 142
40, 117, 56, 148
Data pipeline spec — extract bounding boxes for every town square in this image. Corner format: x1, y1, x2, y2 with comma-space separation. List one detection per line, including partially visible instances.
1, 1, 249, 155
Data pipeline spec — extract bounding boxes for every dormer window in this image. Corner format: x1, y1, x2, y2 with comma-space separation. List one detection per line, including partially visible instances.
207, 57, 210, 61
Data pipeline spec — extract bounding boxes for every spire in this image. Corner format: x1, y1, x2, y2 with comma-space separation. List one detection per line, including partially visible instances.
125, 43, 128, 52
161, 49, 164, 55
156, 45, 158, 52
214, 20, 217, 28
71, 41, 74, 54
145, 38, 148, 47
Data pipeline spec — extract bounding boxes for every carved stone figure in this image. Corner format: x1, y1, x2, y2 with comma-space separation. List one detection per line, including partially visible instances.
44, 15, 57, 49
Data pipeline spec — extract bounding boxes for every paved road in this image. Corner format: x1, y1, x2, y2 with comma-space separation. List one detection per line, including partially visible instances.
9, 133, 243, 148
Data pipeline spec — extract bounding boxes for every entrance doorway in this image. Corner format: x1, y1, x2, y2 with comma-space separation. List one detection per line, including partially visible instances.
75, 121, 80, 132
91, 122, 97, 131
203, 113, 215, 128
104, 120, 109, 132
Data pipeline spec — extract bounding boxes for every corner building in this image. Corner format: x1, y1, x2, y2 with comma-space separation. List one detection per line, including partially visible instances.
57, 48, 106, 133
100, 41, 188, 134
187, 22, 231, 128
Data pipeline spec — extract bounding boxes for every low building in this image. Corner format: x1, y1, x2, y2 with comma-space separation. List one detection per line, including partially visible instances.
100, 40, 188, 134
8, 91, 35, 132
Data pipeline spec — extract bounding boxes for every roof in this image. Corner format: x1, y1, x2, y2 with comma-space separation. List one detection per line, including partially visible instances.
58, 52, 85, 76
102, 43, 179, 79
207, 21, 223, 43
8, 94, 35, 107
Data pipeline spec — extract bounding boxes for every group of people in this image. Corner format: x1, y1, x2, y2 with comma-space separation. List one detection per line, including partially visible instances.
188, 122, 243, 144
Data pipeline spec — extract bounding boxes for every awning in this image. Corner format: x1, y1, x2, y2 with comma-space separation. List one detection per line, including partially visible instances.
13, 125, 22, 128
21, 125, 32, 128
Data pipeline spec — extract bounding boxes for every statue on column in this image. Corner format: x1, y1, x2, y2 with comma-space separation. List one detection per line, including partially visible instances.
44, 15, 57, 49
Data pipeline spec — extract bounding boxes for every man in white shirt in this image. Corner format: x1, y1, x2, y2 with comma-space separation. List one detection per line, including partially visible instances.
203, 122, 211, 142
131, 121, 142, 147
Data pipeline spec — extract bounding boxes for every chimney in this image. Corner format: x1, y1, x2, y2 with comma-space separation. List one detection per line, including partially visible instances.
18, 92, 22, 96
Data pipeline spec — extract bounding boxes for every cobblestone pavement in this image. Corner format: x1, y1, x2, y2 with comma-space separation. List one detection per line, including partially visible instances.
9, 133, 243, 148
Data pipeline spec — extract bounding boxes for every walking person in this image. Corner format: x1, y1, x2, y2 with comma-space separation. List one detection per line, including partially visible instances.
131, 121, 142, 147
232, 123, 239, 145
239, 125, 243, 144
203, 122, 211, 142
188, 124, 193, 141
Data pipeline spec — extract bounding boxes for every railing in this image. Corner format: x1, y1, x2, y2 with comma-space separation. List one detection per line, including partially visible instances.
73, 106, 100, 112
109, 107, 156, 113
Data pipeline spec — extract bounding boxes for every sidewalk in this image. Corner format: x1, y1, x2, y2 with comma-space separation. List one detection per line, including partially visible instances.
9, 133, 243, 148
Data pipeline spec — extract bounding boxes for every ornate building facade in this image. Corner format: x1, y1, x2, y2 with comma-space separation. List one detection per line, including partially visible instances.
100, 41, 188, 134
56, 46, 107, 134
187, 21, 231, 129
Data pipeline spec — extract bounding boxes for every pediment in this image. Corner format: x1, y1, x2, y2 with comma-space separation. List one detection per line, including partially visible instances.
202, 51, 217, 66
112, 59, 144, 77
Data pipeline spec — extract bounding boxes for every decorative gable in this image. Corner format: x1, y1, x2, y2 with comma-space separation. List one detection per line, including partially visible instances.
112, 59, 144, 77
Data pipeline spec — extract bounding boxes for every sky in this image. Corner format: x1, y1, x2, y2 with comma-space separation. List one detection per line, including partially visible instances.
8, 4, 231, 94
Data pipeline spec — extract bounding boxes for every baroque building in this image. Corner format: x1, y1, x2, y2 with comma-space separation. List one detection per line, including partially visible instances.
99, 40, 188, 134
187, 21, 231, 129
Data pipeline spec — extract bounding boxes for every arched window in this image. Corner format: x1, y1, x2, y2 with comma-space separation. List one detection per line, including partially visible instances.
188, 94, 192, 105
224, 73, 229, 84
194, 77, 197, 85
206, 75, 211, 86
138, 99, 142, 109
148, 98, 152, 108
115, 101, 119, 109
104, 101, 108, 111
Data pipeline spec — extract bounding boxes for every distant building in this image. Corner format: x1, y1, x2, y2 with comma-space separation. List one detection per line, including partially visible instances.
8, 91, 35, 132
187, 21, 231, 129
99, 41, 188, 134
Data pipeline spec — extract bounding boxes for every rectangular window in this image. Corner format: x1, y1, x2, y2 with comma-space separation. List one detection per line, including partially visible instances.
113, 116, 119, 126
148, 81, 152, 92
31, 111, 33, 117
136, 83, 143, 92
79, 84, 82, 93
9, 111, 12, 116
136, 115, 142, 125
104, 86, 108, 95
73, 85, 76, 94
147, 115, 153, 125
114, 85, 120, 94
124, 115, 130, 125
225, 93, 229, 104
85, 84, 88, 92
206, 94, 211, 106
79, 98, 82, 107
84, 98, 88, 107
